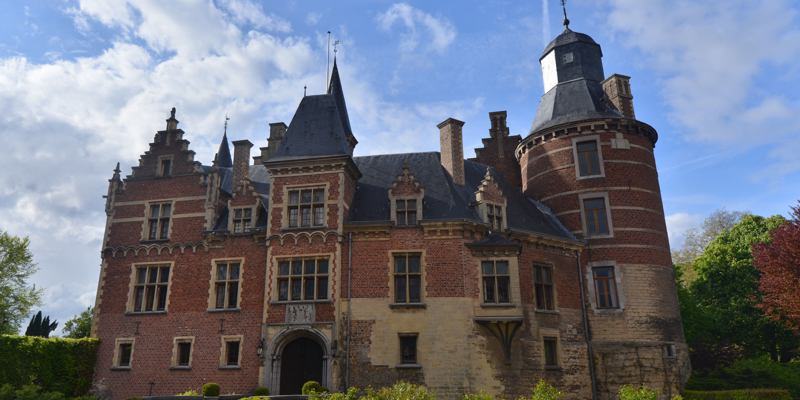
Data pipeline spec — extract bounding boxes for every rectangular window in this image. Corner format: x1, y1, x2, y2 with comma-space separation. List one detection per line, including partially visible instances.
232, 208, 253, 233
486, 204, 503, 230
221, 337, 242, 367
172, 337, 194, 368
481, 260, 510, 304
159, 158, 172, 176
534, 265, 555, 310
213, 261, 241, 309
543, 336, 558, 367
146, 202, 171, 240
576, 140, 601, 177
287, 188, 325, 228
394, 254, 422, 304
583, 197, 609, 236
277, 258, 329, 302
114, 339, 134, 368
592, 266, 619, 309
399, 334, 418, 365
396, 199, 418, 226
132, 265, 170, 312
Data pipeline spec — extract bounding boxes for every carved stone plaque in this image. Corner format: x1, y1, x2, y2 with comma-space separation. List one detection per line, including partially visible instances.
286, 303, 315, 324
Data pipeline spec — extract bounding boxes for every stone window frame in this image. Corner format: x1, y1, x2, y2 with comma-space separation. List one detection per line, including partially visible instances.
388, 250, 426, 308
578, 192, 614, 239
229, 204, 257, 233
585, 261, 625, 313
156, 155, 173, 177
533, 262, 558, 312
207, 258, 244, 312
219, 334, 244, 369
480, 259, 512, 305
141, 200, 175, 242
540, 329, 561, 370
389, 196, 423, 226
396, 332, 421, 368
477, 256, 521, 309
112, 337, 135, 370
272, 253, 332, 304
572, 135, 606, 180
663, 343, 677, 359
171, 336, 195, 369
126, 262, 174, 314
281, 183, 330, 230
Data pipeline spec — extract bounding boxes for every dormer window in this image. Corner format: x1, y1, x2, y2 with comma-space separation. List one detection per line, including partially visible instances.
395, 199, 418, 226
486, 204, 503, 230
232, 207, 253, 233
287, 188, 325, 228
158, 156, 172, 177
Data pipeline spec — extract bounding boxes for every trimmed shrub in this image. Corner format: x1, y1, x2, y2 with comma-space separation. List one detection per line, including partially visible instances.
253, 387, 270, 396
618, 385, 658, 400
531, 380, 562, 400
202, 383, 221, 397
682, 389, 791, 400
303, 381, 328, 395
373, 382, 435, 400
0, 335, 98, 396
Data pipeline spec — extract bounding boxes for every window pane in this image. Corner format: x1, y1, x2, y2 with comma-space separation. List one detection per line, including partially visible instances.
495, 261, 509, 275
544, 286, 554, 310
317, 259, 328, 274
535, 285, 546, 309
161, 204, 171, 216
408, 256, 420, 273
134, 287, 144, 312
178, 342, 191, 366
159, 267, 170, 283
497, 276, 510, 303
394, 276, 406, 303
148, 222, 158, 240
483, 277, 495, 303
542, 267, 552, 284
304, 277, 315, 300
291, 279, 301, 300
157, 285, 168, 310
215, 283, 226, 308
145, 286, 155, 311
136, 268, 147, 284
301, 189, 312, 203
317, 277, 328, 299
396, 211, 406, 226
409, 276, 421, 303
150, 204, 160, 218
304, 259, 315, 274
289, 208, 298, 227
400, 336, 417, 364
313, 189, 324, 203
147, 267, 158, 283
229, 264, 240, 280
119, 343, 132, 366
278, 279, 288, 301
227, 282, 238, 308
217, 264, 227, 281
408, 211, 417, 225
396, 199, 406, 210
482, 261, 494, 276
291, 260, 302, 275
408, 199, 416, 210
394, 256, 406, 274
226, 341, 240, 366
279, 261, 290, 276
544, 337, 558, 366
159, 220, 169, 239
301, 207, 311, 226
243, 208, 251, 219
314, 206, 325, 226
289, 191, 299, 205
234, 208, 242, 219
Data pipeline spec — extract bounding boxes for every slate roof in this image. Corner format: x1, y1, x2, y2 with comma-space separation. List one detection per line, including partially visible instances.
216, 132, 233, 168
540, 28, 599, 59
529, 78, 621, 133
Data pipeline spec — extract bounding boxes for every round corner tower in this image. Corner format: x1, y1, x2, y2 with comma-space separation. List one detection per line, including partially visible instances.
516, 26, 690, 399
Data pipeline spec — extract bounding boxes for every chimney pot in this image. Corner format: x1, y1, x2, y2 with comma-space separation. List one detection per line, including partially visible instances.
437, 117, 465, 186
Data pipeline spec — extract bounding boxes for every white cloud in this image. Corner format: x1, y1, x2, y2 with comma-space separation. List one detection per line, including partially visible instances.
218, 0, 292, 33
376, 3, 456, 55
665, 212, 703, 249
305, 12, 321, 26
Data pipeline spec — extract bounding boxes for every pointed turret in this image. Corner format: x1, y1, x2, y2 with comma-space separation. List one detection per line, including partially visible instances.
327, 58, 357, 148
217, 132, 233, 168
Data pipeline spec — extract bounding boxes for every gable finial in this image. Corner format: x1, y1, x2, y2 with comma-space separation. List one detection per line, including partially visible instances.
561, 0, 570, 29
224, 113, 230, 135
304, 85, 307, 97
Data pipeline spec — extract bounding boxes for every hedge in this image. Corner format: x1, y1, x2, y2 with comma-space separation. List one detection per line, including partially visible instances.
0, 335, 99, 396
683, 389, 792, 400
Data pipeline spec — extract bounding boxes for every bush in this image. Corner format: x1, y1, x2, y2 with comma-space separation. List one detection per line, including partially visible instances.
202, 383, 220, 397
373, 382, 434, 400
530, 380, 562, 400
176, 389, 200, 396
462, 392, 494, 400
303, 381, 328, 395
0, 336, 99, 397
682, 389, 791, 400
687, 357, 800, 398
618, 385, 658, 400
253, 387, 270, 396
239, 397, 270, 400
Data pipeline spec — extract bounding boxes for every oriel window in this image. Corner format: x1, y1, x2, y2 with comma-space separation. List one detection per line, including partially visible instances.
277, 258, 329, 302
583, 197, 610, 236
394, 254, 422, 304
288, 188, 325, 228
132, 265, 170, 313
146, 202, 171, 240
396, 199, 418, 226
213, 261, 241, 309
576, 140, 601, 177
232, 208, 253, 233
482, 260, 510, 304
534, 264, 555, 310
592, 266, 619, 309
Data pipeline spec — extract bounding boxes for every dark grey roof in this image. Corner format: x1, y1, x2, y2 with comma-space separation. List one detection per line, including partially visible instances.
530, 78, 621, 133
268, 94, 353, 162
216, 132, 233, 168
327, 59, 354, 142
541, 28, 599, 59
210, 164, 271, 232
348, 152, 573, 240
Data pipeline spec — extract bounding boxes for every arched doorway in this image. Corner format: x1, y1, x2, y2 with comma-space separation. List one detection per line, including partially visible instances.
279, 337, 324, 394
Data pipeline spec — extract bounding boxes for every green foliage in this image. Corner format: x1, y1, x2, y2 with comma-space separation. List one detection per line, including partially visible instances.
682, 389, 791, 400
239, 397, 270, 400
25, 311, 58, 338
320, 387, 361, 400
303, 381, 329, 395
63, 307, 93, 339
672, 396, 683, 400
176, 389, 199, 396
0, 232, 41, 335
0, 383, 95, 400
687, 357, 800, 398
0, 335, 98, 396
462, 391, 494, 400
530, 380, 561, 400
618, 385, 657, 400
202, 382, 220, 396
253, 387, 270, 396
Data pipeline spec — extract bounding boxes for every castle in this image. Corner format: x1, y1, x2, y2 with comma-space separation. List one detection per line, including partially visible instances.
92, 20, 689, 400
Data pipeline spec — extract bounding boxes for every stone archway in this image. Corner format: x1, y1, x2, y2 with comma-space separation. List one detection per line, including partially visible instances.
279, 337, 324, 394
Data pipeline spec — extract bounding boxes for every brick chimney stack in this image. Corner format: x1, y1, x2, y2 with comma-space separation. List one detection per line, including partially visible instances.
602, 74, 635, 119
232, 139, 253, 187
266, 122, 287, 160
437, 117, 465, 186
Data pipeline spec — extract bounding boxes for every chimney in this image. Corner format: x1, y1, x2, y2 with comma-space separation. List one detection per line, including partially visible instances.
262, 122, 287, 161
437, 118, 465, 186
488, 111, 508, 159
232, 139, 253, 187
602, 74, 635, 119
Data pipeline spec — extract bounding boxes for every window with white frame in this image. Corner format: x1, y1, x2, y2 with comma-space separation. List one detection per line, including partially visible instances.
146, 202, 171, 240
213, 261, 241, 309
481, 260, 510, 304
287, 188, 325, 228
131, 264, 170, 313
277, 258, 329, 301
232, 207, 253, 233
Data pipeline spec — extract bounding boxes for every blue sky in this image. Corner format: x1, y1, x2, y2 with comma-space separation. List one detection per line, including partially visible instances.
1, 0, 798, 333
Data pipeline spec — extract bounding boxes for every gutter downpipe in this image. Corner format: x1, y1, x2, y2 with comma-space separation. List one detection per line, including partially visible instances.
577, 248, 599, 400
345, 232, 353, 388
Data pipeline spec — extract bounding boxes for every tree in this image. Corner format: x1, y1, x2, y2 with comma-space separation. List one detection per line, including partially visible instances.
672, 210, 745, 284
680, 213, 799, 368
25, 310, 58, 337
0, 231, 42, 334
754, 202, 800, 332
63, 306, 94, 338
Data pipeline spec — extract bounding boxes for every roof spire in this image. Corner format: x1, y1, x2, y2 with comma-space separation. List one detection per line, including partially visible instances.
216, 117, 233, 168
223, 113, 229, 135
561, 0, 570, 29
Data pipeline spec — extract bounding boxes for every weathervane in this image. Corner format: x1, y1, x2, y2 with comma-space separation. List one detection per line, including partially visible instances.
334, 39, 341, 56
224, 114, 229, 135
561, 0, 570, 29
